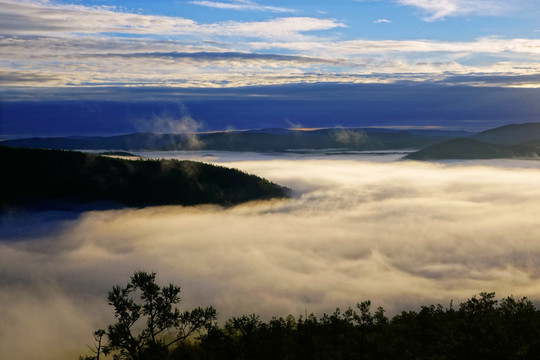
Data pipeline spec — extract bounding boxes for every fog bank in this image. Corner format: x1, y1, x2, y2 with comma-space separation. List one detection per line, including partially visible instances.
2, 155, 540, 359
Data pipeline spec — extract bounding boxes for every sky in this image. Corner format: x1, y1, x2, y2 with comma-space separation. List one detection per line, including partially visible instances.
4, 154, 540, 359
1, 0, 540, 89
1, 0, 539, 134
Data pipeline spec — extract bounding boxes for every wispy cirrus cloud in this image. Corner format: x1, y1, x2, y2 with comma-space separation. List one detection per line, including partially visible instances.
396, 0, 515, 21
374, 18, 392, 23
189, 0, 295, 13
0, 0, 341, 39
204, 17, 346, 40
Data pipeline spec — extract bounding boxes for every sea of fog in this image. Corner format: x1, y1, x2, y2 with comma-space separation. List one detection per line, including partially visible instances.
3, 152, 540, 359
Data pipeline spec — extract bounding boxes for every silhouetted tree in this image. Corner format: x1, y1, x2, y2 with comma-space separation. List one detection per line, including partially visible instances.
79, 329, 106, 360
81, 271, 217, 360
82, 284, 540, 360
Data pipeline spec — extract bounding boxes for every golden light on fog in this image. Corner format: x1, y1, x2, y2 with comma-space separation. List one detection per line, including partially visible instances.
2, 155, 540, 359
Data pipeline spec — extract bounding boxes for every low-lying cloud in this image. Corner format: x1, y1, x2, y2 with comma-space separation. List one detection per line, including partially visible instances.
3, 155, 540, 359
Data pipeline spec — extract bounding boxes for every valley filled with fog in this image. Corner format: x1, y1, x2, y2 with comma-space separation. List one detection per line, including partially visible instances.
3, 153, 540, 359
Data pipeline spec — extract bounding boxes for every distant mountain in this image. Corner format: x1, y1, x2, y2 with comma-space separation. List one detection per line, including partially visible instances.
0, 133, 187, 150
0, 147, 288, 210
1, 128, 468, 152
189, 128, 463, 152
472, 122, 540, 144
405, 138, 540, 160
98, 151, 139, 157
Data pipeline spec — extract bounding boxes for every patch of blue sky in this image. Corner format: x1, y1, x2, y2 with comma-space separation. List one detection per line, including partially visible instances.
58, 0, 538, 39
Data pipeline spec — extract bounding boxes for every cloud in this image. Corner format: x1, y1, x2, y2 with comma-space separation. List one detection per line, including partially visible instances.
114, 51, 342, 65
3, 33, 540, 89
332, 127, 368, 146
396, 0, 514, 21
189, 0, 296, 13
253, 37, 540, 57
0, 0, 342, 39
0, 1, 538, 89
0, 0, 196, 35
134, 105, 206, 149
210, 17, 346, 40
374, 18, 392, 23
3, 156, 540, 358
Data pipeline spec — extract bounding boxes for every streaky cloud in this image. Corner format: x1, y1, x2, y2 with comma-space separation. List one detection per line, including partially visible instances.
397, 0, 515, 21
0, 0, 341, 39
108, 51, 342, 65
189, 0, 296, 13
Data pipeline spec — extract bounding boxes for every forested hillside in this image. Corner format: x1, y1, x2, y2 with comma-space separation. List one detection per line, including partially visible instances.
0, 146, 288, 210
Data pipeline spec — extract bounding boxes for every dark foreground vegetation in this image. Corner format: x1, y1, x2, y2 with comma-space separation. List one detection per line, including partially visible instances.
0, 146, 288, 210
81, 272, 540, 360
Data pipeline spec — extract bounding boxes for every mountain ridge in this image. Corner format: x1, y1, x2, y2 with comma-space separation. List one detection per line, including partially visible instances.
472, 122, 540, 144
405, 137, 540, 161
0, 146, 289, 211
405, 122, 540, 160
0, 128, 469, 152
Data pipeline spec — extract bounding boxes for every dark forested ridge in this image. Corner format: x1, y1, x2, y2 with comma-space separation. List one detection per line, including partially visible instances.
405, 137, 540, 160
406, 122, 540, 160
0, 146, 288, 210
81, 272, 540, 360
1, 128, 466, 152
472, 122, 540, 144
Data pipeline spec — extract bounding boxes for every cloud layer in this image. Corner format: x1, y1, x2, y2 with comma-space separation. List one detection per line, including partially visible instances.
3, 155, 540, 359
1, 0, 538, 89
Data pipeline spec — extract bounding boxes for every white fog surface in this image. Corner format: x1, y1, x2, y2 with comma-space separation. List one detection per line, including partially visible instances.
2, 152, 540, 359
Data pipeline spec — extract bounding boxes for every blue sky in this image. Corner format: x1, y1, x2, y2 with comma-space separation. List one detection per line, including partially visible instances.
114, 0, 540, 40
0, 0, 539, 135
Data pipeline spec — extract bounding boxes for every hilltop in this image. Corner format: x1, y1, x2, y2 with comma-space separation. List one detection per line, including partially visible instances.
0, 146, 288, 210
405, 122, 540, 160
405, 138, 540, 160
472, 122, 540, 144
1, 128, 468, 152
